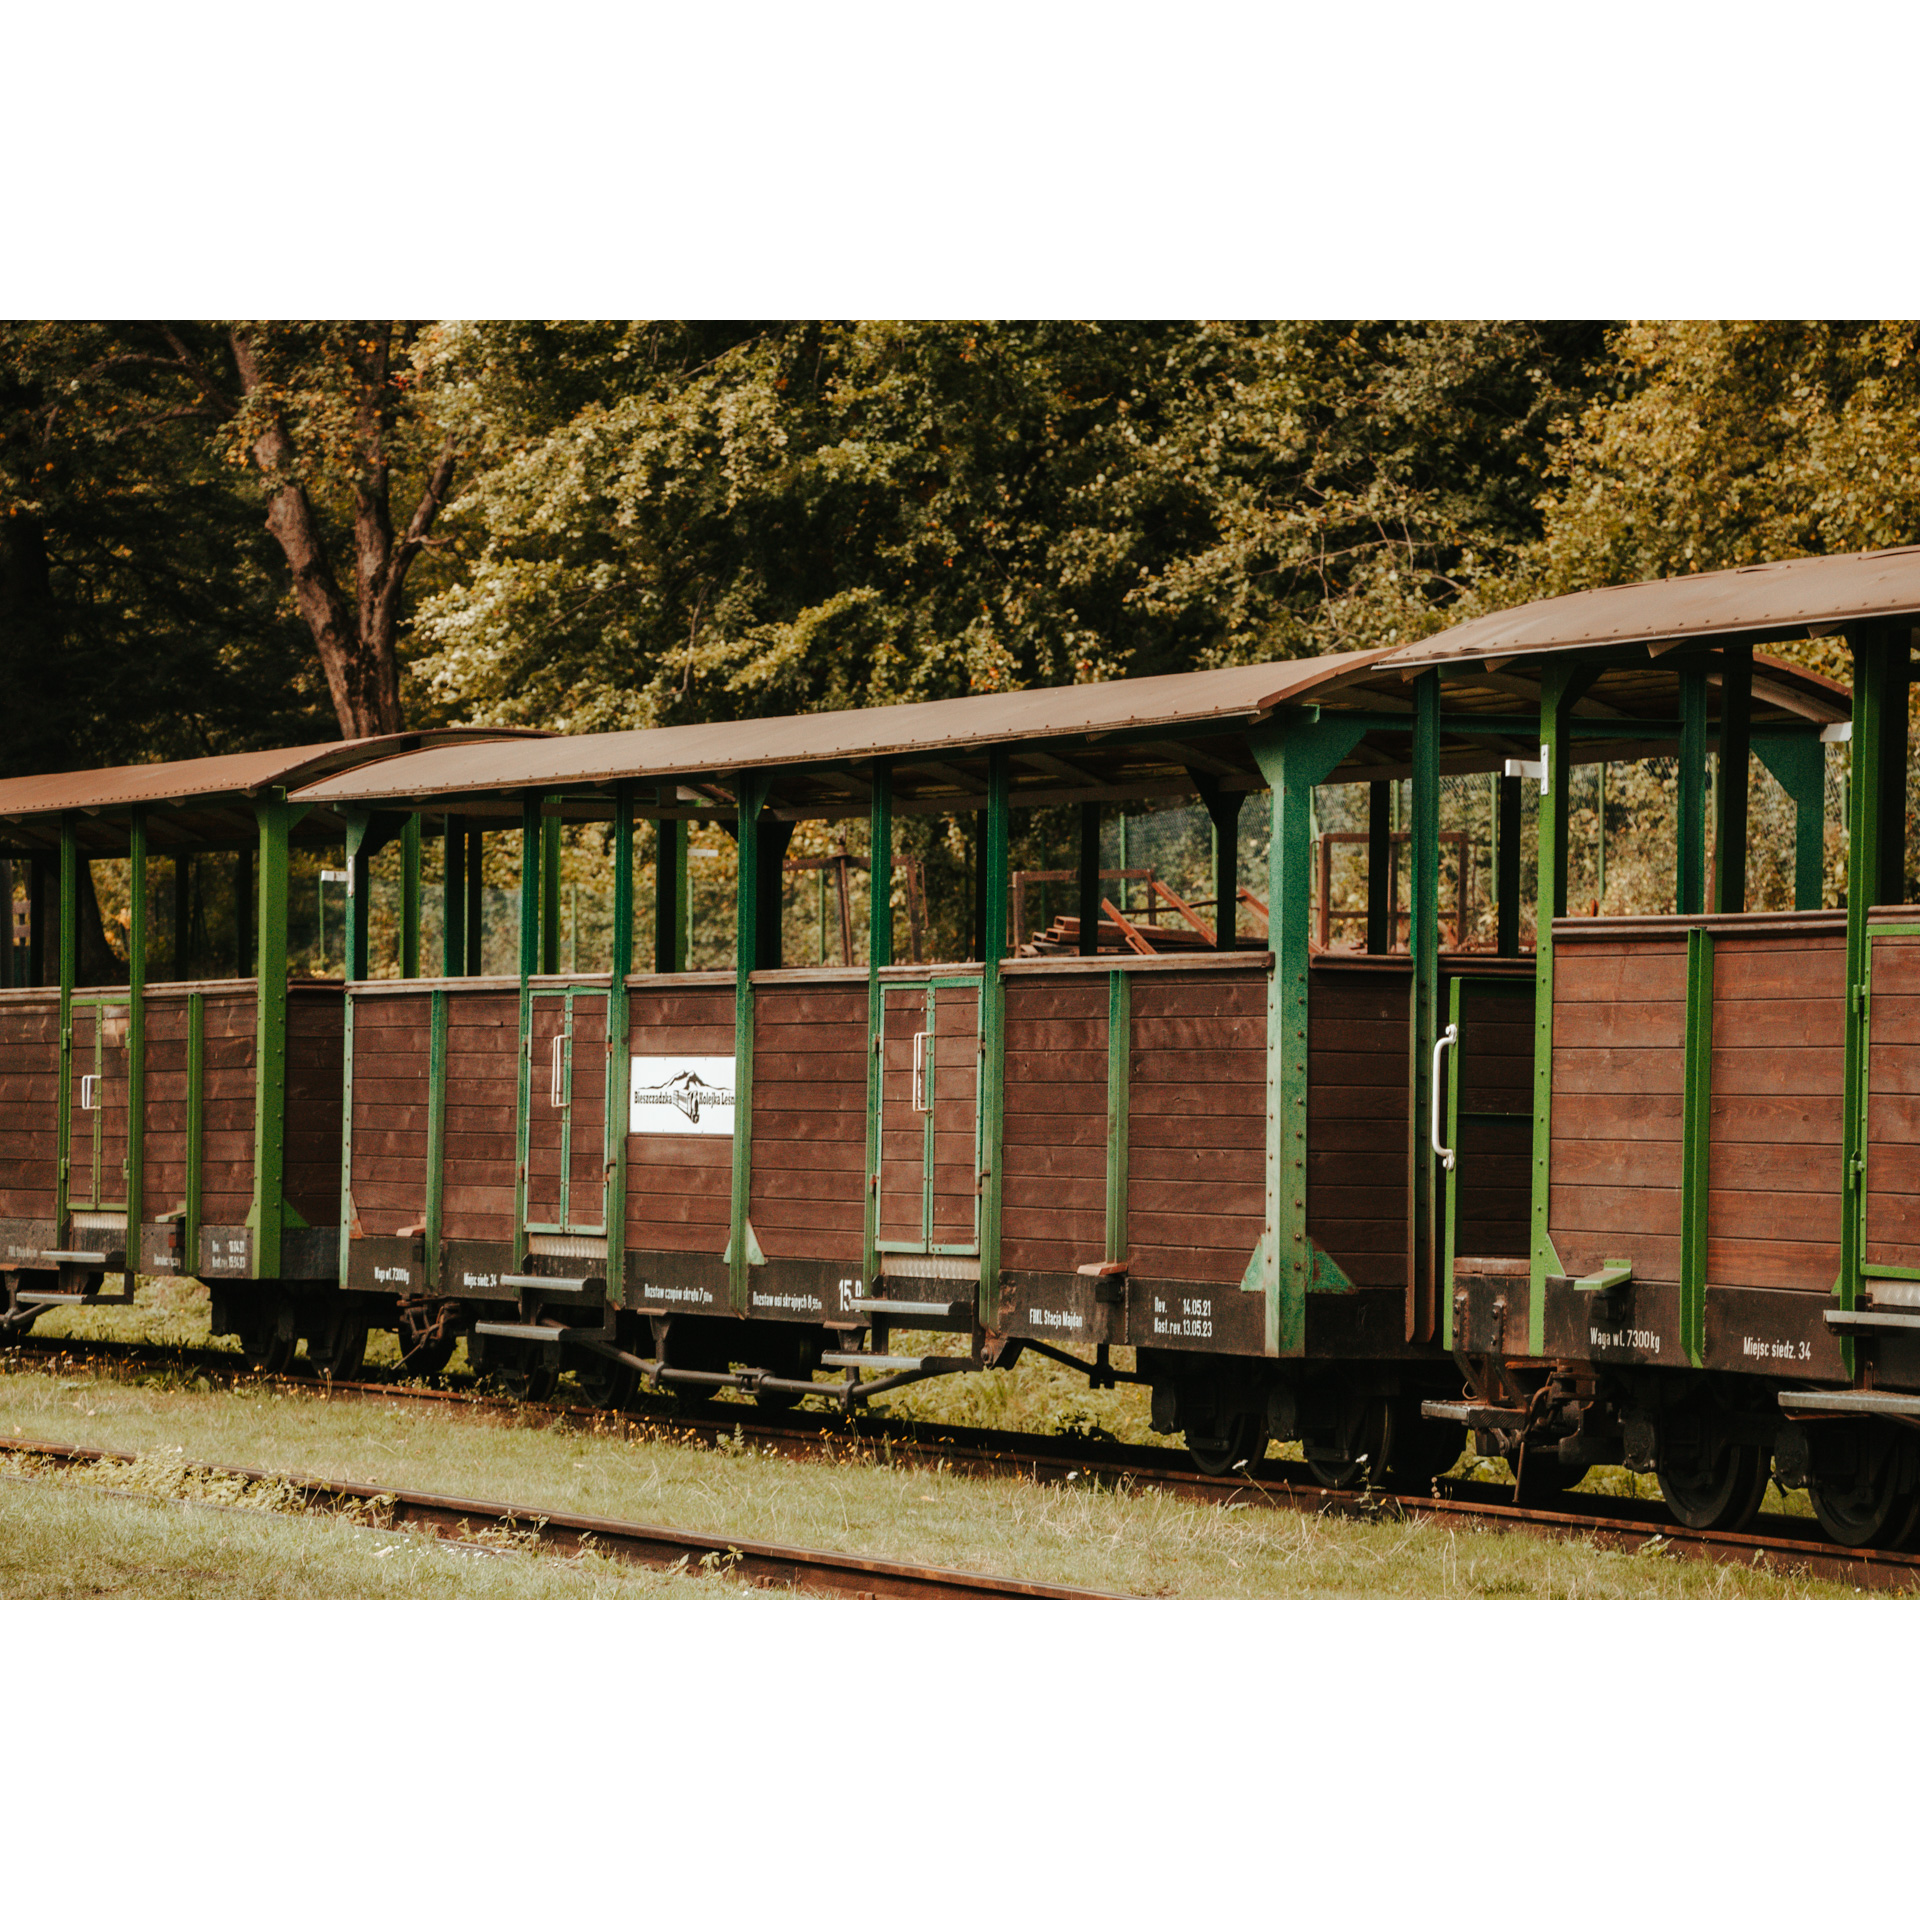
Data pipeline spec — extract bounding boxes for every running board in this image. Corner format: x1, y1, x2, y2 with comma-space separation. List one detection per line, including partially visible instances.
472, 1321, 567, 1343
505, 1275, 591, 1293
1823, 1310, 1920, 1335
851, 1297, 972, 1323
1779, 1388, 1920, 1418
816, 1352, 977, 1377
14, 1274, 135, 1309
1421, 1399, 1526, 1428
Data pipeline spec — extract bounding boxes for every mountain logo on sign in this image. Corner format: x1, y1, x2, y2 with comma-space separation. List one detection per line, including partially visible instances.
632, 1069, 735, 1125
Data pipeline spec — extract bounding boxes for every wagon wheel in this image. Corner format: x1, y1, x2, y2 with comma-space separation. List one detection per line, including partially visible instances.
1186, 1409, 1269, 1478
494, 1347, 561, 1404
307, 1308, 367, 1382
1306, 1394, 1393, 1491
574, 1346, 637, 1413
1810, 1438, 1920, 1549
1657, 1441, 1768, 1532
755, 1335, 826, 1412
1389, 1399, 1470, 1492
238, 1310, 296, 1374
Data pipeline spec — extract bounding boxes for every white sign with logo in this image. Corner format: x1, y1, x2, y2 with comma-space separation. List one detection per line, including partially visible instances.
629, 1055, 738, 1136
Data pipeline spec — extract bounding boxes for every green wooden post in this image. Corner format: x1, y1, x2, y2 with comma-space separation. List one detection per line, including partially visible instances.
465, 824, 484, 975
249, 794, 298, 1281
513, 795, 542, 1274
730, 771, 764, 1310
441, 815, 466, 976
186, 992, 205, 1268
1676, 660, 1709, 915
1409, 670, 1441, 1342
337, 812, 372, 1288
56, 815, 77, 1243
1077, 801, 1100, 957
126, 809, 147, 1256
1680, 926, 1714, 1367
172, 851, 191, 981
1367, 778, 1392, 952
1250, 712, 1369, 1357
863, 765, 893, 1283
401, 813, 422, 979
541, 811, 562, 975
1105, 969, 1130, 1265
1713, 647, 1752, 914
979, 746, 1011, 1327
607, 785, 634, 1306
1752, 731, 1829, 911
654, 786, 686, 975
1196, 778, 1245, 950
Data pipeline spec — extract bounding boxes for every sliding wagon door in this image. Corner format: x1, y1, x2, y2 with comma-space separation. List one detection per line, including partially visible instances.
877, 977, 981, 1258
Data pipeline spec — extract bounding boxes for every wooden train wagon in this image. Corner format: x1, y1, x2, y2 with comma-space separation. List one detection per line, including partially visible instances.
288, 641, 1840, 1482
0, 733, 533, 1366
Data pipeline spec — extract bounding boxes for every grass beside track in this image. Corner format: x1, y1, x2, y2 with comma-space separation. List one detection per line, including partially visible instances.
0, 1363, 1885, 1599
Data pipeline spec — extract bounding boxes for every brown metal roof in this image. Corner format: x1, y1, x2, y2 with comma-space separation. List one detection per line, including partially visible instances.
0, 729, 550, 858
290, 655, 1387, 812
1373, 544, 1920, 670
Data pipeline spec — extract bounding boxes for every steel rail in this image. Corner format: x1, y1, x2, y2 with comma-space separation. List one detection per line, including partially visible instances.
0, 1435, 1111, 1600
10, 1334, 1920, 1591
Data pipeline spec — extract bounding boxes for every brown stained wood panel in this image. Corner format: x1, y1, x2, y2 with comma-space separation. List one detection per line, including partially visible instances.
1708, 1184, 1841, 1248
1548, 1094, 1684, 1142
198, 996, 256, 1214
351, 993, 430, 1237
1554, 1226, 1681, 1284
1554, 1048, 1687, 1097
284, 988, 344, 1224
0, 996, 58, 1215
749, 984, 865, 1262
1716, 1049, 1843, 1098
1552, 1136, 1677, 1189
1554, 1000, 1687, 1051
1553, 1181, 1683, 1238
1000, 977, 1108, 1277
629, 987, 733, 1254
439, 989, 520, 1243
1126, 969, 1267, 1289
1870, 949, 1920, 1281
140, 999, 189, 1218
1551, 948, 1690, 1003
1707, 1238, 1844, 1288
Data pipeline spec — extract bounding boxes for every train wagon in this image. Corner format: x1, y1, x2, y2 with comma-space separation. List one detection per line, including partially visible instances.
286, 629, 1847, 1500
0, 732, 534, 1367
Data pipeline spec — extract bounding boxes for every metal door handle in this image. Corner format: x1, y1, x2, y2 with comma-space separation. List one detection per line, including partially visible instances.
550, 1035, 565, 1108
1432, 1023, 1458, 1172
911, 1030, 929, 1112
80, 1074, 98, 1111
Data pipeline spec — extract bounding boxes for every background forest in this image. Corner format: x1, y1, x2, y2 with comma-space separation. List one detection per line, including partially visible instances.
3, 320, 1914, 969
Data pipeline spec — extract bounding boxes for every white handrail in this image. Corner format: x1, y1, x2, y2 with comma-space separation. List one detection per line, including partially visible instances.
911, 1030, 929, 1112
1432, 1022, 1459, 1173
550, 1034, 565, 1108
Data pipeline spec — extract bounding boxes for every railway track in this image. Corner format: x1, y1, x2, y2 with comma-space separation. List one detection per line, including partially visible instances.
9, 1332, 1920, 1593
0, 1434, 1111, 1600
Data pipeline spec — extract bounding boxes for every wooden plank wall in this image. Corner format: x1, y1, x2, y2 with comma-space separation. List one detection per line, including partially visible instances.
349, 993, 430, 1237
751, 982, 866, 1262
627, 985, 734, 1256
1126, 968, 1266, 1288
1452, 985, 1533, 1262
930, 984, 979, 1244
1001, 976, 1106, 1275
199, 989, 257, 1224
285, 986, 344, 1228
1307, 963, 1408, 1290
1712, 932, 1843, 1289
142, 997, 192, 1219
442, 989, 519, 1245
1865, 934, 1920, 1274
1550, 937, 1686, 1282
0, 993, 60, 1221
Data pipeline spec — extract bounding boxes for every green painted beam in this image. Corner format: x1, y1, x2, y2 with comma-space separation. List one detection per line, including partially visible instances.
863, 764, 893, 1283
541, 811, 562, 975
56, 815, 76, 1242
1408, 670, 1441, 1343
513, 796, 542, 1275
1712, 647, 1752, 914
1249, 711, 1371, 1357
1195, 775, 1245, 950
126, 809, 147, 1248
248, 794, 295, 1279
1750, 730, 1829, 912
465, 824, 484, 975
978, 745, 1011, 1327
1676, 660, 1709, 915
730, 770, 765, 1311
607, 784, 634, 1306
1680, 925, 1714, 1366
1105, 969, 1130, 1264
401, 813, 422, 979
441, 814, 466, 977
1367, 777, 1391, 953
1496, 772, 1521, 957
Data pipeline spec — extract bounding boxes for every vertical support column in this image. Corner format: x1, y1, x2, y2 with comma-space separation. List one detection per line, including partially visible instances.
1680, 926, 1714, 1367
1496, 772, 1522, 957
173, 851, 191, 981
978, 747, 1011, 1328
1196, 779, 1245, 951
730, 772, 765, 1311
512, 795, 542, 1274
1676, 659, 1709, 915
338, 812, 371, 1288
127, 809, 147, 1258
465, 825, 484, 974
1077, 801, 1100, 957
401, 813, 422, 979
541, 810, 562, 975
56, 816, 77, 1242
1249, 714, 1368, 1357
235, 845, 253, 979
1713, 647, 1753, 914
1408, 671, 1441, 1343
1842, 626, 1896, 1338
1752, 731, 1829, 912
757, 811, 794, 969
863, 766, 894, 1282
441, 815, 466, 977
1104, 970, 1130, 1265
607, 785, 634, 1308
654, 786, 687, 974
1367, 778, 1392, 953
249, 794, 294, 1281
